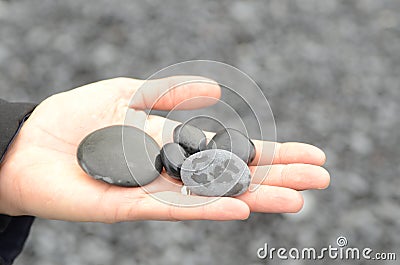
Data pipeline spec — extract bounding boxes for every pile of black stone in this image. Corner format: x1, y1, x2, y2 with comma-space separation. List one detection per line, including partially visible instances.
77, 124, 256, 197
163, 124, 255, 197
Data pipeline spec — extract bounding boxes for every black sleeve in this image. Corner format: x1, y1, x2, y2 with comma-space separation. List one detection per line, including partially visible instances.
0, 99, 37, 265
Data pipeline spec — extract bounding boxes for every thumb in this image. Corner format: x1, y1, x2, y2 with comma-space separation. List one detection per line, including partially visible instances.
129, 75, 221, 110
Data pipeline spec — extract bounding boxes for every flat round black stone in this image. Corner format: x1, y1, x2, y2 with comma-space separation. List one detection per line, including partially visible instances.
77, 125, 162, 187
180, 149, 251, 197
173, 124, 207, 155
207, 128, 256, 164
160, 143, 188, 179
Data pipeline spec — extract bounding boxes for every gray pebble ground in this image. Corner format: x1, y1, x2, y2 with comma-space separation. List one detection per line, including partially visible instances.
1, 0, 399, 264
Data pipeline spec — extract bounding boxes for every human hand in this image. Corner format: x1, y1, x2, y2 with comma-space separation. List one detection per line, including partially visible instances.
0, 77, 329, 222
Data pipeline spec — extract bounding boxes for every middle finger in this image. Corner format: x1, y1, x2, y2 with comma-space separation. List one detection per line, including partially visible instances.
250, 164, 330, 190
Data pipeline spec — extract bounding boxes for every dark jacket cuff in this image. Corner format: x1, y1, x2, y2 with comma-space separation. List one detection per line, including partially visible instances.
0, 216, 35, 265
0, 99, 36, 162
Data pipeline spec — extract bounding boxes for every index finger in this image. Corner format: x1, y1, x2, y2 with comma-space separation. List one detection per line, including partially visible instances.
202, 130, 326, 166
145, 116, 326, 166
250, 140, 327, 166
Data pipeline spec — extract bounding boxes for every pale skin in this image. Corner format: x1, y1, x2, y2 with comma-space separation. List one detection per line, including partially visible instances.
0, 77, 330, 223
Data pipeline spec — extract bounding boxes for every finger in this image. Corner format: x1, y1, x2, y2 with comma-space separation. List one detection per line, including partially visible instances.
250, 164, 330, 190
145, 116, 326, 166
105, 191, 250, 222
237, 185, 304, 213
129, 76, 221, 110
250, 141, 327, 166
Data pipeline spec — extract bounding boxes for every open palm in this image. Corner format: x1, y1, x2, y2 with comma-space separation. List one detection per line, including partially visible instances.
0, 77, 329, 222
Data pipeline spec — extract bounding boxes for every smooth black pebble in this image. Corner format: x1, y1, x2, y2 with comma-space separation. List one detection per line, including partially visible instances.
181, 149, 251, 197
173, 124, 207, 155
207, 128, 256, 164
160, 143, 188, 179
77, 125, 162, 187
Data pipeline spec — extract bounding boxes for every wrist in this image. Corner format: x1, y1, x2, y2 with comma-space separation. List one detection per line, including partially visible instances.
0, 135, 27, 216
0, 103, 36, 216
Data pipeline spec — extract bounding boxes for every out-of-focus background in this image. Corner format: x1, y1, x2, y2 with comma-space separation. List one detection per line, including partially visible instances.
1, 0, 399, 264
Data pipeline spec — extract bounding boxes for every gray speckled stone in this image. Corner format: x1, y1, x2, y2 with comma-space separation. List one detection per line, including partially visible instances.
77, 125, 162, 187
181, 149, 251, 197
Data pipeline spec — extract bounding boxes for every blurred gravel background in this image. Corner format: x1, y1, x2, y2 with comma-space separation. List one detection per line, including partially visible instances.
1, 0, 400, 264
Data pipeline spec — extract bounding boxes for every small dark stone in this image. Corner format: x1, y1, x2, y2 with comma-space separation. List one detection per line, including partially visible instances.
173, 124, 207, 155
181, 149, 251, 197
160, 143, 188, 179
207, 128, 256, 164
77, 125, 162, 187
